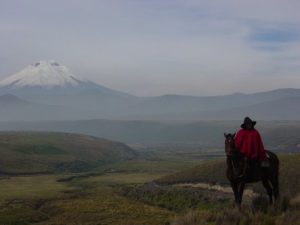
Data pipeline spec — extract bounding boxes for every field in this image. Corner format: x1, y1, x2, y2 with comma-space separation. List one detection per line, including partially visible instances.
1, 154, 300, 225
0, 131, 300, 225
0, 169, 175, 224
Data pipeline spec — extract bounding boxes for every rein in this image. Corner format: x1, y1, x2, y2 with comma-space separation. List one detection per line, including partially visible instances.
228, 155, 247, 178
226, 138, 247, 179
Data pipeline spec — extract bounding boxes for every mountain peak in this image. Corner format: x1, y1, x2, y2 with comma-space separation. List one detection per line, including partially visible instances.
0, 60, 87, 89
32, 60, 61, 67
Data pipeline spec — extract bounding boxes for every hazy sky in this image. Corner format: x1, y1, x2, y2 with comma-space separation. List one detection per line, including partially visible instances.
0, 0, 300, 96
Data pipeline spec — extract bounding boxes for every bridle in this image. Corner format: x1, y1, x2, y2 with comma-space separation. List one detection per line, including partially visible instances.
224, 133, 236, 157
224, 133, 247, 178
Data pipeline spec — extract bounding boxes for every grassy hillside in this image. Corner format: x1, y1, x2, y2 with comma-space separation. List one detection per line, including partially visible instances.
0, 132, 136, 174
166, 152, 300, 225
157, 154, 300, 197
157, 158, 227, 184
123, 154, 300, 225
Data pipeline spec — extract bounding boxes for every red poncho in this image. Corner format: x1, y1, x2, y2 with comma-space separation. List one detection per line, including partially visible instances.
234, 129, 266, 161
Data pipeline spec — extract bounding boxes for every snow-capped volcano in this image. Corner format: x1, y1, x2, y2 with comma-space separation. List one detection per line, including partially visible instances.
0, 60, 87, 88
0, 60, 134, 108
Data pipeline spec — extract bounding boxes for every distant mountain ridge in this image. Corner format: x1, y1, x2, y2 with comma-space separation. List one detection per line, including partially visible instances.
0, 61, 299, 121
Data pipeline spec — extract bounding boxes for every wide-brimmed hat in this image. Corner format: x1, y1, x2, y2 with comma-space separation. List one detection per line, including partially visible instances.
241, 117, 256, 129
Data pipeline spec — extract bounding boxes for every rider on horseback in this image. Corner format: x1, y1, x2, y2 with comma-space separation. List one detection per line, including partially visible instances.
234, 117, 269, 167
225, 118, 279, 206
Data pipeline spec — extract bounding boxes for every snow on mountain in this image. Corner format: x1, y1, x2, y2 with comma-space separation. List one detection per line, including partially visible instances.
0, 60, 135, 106
0, 60, 88, 89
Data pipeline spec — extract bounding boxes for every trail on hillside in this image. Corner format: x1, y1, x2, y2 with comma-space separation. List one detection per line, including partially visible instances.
172, 182, 257, 198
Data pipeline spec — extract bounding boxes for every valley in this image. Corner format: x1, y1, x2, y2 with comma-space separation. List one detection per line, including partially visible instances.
1, 120, 300, 152
0, 131, 299, 225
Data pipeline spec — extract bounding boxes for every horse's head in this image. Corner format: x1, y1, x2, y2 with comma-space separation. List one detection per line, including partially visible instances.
224, 132, 247, 179
224, 132, 236, 156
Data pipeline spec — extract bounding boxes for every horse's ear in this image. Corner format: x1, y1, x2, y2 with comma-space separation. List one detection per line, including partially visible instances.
224, 133, 227, 138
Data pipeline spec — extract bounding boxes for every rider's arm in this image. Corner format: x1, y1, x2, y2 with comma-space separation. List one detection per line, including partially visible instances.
256, 131, 266, 161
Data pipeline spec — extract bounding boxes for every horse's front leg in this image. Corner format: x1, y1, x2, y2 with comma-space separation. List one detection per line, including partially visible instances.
237, 182, 245, 209
231, 181, 239, 206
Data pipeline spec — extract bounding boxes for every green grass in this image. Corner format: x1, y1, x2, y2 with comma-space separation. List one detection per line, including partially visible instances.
97, 159, 198, 173
0, 175, 74, 201
156, 158, 227, 184
12, 145, 66, 155
80, 172, 169, 185
0, 172, 173, 225
36, 185, 173, 225
170, 206, 300, 225
276, 154, 300, 196
4, 171, 163, 197
0, 175, 75, 225
123, 185, 231, 212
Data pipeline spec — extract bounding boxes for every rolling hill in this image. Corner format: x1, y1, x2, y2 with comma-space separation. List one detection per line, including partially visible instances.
0, 132, 136, 174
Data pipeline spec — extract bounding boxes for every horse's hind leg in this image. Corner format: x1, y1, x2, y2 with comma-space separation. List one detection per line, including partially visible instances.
262, 179, 273, 204
271, 175, 279, 200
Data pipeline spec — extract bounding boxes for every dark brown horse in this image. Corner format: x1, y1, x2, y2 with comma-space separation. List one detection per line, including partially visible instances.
224, 133, 279, 207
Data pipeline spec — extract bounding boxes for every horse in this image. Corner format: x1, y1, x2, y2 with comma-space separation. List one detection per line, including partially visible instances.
224, 133, 279, 208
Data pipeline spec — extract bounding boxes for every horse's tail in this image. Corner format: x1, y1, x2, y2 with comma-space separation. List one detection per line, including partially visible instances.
265, 150, 279, 169
265, 150, 280, 198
